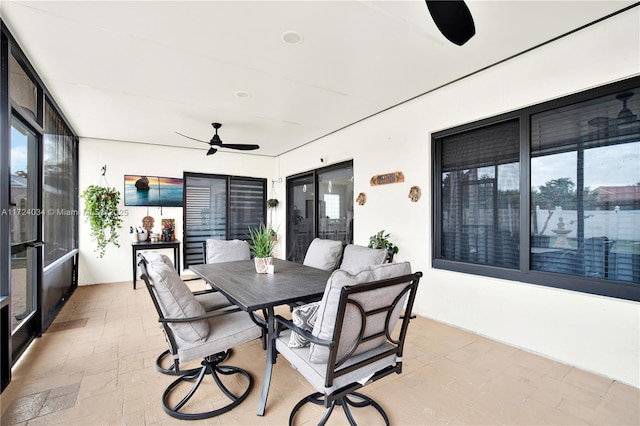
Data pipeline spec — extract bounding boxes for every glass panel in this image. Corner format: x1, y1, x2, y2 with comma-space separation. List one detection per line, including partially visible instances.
9, 119, 38, 334
531, 88, 640, 283
43, 102, 77, 266
11, 247, 36, 334
10, 119, 37, 243
440, 119, 520, 268
9, 54, 38, 121
317, 165, 354, 245
287, 174, 315, 263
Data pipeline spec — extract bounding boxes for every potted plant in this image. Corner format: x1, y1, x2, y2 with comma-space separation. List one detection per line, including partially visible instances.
248, 223, 276, 273
368, 230, 399, 263
81, 185, 123, 258
267, 198, 279, 209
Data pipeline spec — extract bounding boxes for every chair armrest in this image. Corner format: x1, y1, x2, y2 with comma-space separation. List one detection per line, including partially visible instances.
159, 306, 242, 323
273, 315, 334, 347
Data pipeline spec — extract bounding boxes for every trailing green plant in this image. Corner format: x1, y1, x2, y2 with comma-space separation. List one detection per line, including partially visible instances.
247, 223, 276, 258
81, 185, 123, 258
368, 230, 399, 257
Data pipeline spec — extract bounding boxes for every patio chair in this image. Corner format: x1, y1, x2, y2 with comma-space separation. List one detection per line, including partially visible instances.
339, 244, 387, 273
200, 238, 251, 308
139, 252, 262, 420
290, 238, 343, 310
142, 252, 239, 375
273, 262, 421, 425
303, 238, 344, 271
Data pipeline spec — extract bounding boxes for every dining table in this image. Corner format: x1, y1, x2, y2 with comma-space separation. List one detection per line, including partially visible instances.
189, 258, 333, 416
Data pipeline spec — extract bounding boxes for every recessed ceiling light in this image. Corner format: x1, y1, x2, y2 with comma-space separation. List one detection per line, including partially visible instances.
282, 30, 303, 45
235, 91, 251, 98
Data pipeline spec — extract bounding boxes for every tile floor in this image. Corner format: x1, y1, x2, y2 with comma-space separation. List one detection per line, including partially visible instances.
1, 280, 638, 425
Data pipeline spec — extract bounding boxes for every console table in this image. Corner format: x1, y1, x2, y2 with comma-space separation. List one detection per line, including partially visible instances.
131, 240, 180, 289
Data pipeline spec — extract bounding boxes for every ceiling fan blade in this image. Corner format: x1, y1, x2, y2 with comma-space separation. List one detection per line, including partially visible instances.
426, 0, 475, 46
176, 131, 209, 144
218, 143, 260, 151
206, 147, 218, 156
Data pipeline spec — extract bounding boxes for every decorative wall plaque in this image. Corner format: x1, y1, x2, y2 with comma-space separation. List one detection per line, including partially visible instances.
408, 186, 421, 202
370, 171, 404, 186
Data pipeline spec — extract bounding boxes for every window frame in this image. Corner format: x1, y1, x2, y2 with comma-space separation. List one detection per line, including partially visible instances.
432, 76, 640, 302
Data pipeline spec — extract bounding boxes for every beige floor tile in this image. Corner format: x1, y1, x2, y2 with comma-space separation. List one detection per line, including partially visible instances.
1, 281, 637, 425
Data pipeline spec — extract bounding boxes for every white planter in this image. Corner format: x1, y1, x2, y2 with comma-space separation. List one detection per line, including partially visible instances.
254, 257, 273, 274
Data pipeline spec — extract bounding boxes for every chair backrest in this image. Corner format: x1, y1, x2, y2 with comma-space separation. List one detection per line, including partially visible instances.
138, 253, 210, 350
303, 238, 343, 271
309, 262, 421, 388
339, 244, 387, 273
203, 239, 251, 264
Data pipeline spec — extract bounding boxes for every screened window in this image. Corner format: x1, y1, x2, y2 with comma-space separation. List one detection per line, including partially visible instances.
433, 77, 640, 301
183, 172, 266, 267
43, 101, 78, 266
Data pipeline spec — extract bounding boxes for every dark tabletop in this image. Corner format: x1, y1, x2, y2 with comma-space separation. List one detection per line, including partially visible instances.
190, 258, 332, 311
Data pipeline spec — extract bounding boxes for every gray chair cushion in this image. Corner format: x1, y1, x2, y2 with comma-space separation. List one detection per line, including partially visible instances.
205, 239, 250, 264
176, 310, 262, 363
339, 244, 387, 273
276, 330, 397, 394
288, 302, 320, 348
144, 252, 209, 342
303, 238, 343, 271
309, 262, 411, 363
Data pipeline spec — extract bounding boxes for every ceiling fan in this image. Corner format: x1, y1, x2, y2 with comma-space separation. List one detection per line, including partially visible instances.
176, 122, 260, 156
425, 0, 476, 46
588, 92, 639, 132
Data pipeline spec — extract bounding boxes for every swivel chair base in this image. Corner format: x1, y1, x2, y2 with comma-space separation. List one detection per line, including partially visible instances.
289, 391, 389, 426
155, 349, 231, 376
162, 352, 252, 420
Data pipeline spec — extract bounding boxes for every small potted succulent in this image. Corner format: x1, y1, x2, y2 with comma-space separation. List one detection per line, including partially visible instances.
248, 223, 276, 273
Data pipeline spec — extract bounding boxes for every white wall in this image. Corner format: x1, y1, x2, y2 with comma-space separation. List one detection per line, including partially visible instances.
78, 138, 275, 285
77, 9, 640, 387
273, 8, 640, 387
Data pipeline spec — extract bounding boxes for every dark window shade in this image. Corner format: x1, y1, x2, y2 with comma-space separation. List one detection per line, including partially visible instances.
532, 90, 640, 157
439, 119, 521, 269
183, 173, 265, 268
441, 119, 520, 171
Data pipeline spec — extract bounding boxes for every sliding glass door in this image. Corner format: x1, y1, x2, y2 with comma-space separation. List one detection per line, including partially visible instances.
286, 160, 354, 263
9, 118, 41, 361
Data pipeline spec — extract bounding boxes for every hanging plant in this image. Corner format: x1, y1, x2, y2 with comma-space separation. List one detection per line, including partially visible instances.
81, 185, 123, 258
267, 198, 279, 209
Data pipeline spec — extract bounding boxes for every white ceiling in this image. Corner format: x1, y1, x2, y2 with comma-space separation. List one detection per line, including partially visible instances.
1, 1, 636, 157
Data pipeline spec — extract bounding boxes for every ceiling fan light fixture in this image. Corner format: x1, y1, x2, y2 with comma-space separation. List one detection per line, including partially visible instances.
206, 147, 217, 156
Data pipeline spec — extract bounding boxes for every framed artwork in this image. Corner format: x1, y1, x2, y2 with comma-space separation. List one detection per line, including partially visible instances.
124, 175, 183, 207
